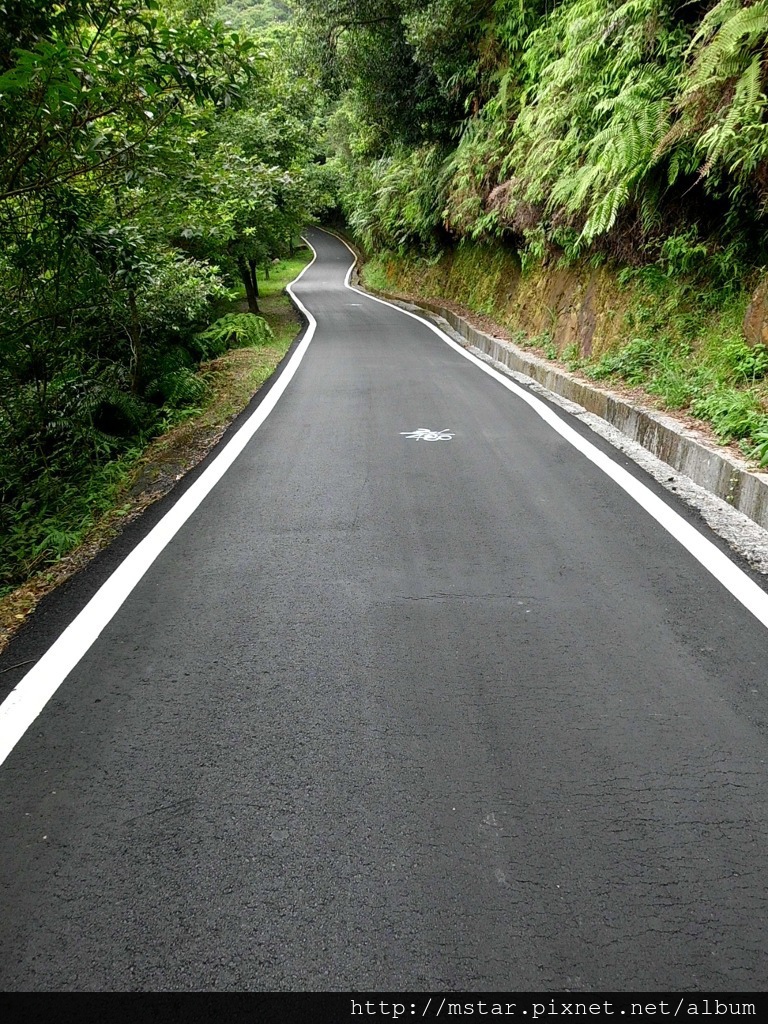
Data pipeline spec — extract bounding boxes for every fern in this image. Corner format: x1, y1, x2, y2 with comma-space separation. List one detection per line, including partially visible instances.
195, 313, 274, 357
494, 0, 686, 245
583, 183, 630, 240
688, 2, 768, 83
667, 1, 768, 192
150, 367, 209, 407
330, 0, 768, 263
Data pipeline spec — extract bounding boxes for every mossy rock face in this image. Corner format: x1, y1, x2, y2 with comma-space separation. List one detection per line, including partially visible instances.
743, 278, 768, 347
367, 243, 631, 361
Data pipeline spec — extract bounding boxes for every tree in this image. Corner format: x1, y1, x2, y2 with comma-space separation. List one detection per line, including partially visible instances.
171, 31, 332, 310
0, 0, 259, 588
295, 0, 471, 150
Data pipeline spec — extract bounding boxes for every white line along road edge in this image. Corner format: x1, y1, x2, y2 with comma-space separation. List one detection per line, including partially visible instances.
324, 227, 768, 633
0, 244, 320, 769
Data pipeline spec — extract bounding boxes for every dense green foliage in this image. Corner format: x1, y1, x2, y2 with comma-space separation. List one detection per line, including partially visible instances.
217, 0, 292, 31
301, 0, 768, 272
0, 0, 333, 591
298, 0, 768, 461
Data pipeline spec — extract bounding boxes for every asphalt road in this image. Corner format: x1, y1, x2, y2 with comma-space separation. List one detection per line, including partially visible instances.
1, 228, 768, 992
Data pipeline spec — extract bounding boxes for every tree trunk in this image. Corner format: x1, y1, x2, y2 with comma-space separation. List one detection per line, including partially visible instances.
248, 258, 260, 301
127, 288, 142, 392
238, 257, 259, 313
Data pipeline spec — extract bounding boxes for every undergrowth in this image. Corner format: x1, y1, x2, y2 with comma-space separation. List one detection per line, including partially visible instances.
0, 251, 311, 599
586, 272, 768, 453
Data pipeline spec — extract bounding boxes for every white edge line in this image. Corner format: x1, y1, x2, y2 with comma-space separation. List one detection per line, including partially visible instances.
321, 227, 768, 632
0, 240, 320, 769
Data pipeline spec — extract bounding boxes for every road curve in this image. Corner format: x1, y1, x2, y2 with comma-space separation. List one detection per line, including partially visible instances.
1, 228, 768, 991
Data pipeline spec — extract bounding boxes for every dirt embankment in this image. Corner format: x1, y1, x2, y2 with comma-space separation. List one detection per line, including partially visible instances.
362, 241, 768, 470
370, 245, 634, 361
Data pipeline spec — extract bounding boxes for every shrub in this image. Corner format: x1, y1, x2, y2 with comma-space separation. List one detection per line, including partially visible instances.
194, 313, 274, 358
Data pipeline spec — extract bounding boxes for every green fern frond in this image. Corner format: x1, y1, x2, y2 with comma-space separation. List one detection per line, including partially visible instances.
582, 183, 630, 241
552, 163, 602, 213
688, 2, 768, 85
196, 313, 274, 357
689, 0, 750, 51
735, 53, 764, 108
149, 367, 209, 408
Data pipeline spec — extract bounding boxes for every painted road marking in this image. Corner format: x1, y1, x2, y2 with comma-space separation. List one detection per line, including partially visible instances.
4, 229, 768, 773
324, 228, 768, 633
0, 249, 320, 770
401, 428, 454, 440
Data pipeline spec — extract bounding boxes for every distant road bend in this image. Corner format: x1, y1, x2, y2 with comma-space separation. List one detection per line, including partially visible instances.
1, 227, 768, 990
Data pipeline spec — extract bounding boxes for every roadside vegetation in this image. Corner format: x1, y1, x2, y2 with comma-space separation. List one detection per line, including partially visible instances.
295, 0, 768, 462
0, 0, 336, 598
0, 249, 310, 649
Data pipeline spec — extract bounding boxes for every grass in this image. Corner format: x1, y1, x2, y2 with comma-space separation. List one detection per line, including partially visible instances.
362, 261, 394, 293
0, 248, 312, 652
584, 283, 768, 450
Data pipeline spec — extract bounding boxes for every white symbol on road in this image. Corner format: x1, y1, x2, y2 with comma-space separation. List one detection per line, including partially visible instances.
400, 428, 454, 440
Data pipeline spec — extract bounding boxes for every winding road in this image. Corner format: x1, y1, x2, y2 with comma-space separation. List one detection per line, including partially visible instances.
1, 228, 767, 991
